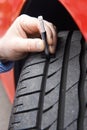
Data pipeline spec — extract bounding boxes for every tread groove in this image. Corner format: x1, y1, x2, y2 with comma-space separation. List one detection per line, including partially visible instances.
43, 119, 57, 130
21, 71, 30, 77
13, 108, 38, 115
77, 37, 86, 130
20, 74, 43, 82
57, 31, 73, 130
16, 90, 41, 98
47, 68, 61, 78
36, 59, 50, 130
45, 83, 59, 95
23, 60, 46, 70
50, 56, 63, 64
11, 121, 20, 125
17, 87, 26, 92
65, 116, 87, 130
14, 103, 23, 108
65, 118, 77, 129
43, 100, 58, 113
66, 81, 78, 92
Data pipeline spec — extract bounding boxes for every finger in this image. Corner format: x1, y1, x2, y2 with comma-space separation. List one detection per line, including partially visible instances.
44, 22, 57, 53
17, 15, 40, 37
44, 21, 57, 45
49, 45, 56, 54
14, 38, 45, 52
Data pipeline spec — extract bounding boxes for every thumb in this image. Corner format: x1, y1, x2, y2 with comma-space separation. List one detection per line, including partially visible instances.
15, 38, 45, 52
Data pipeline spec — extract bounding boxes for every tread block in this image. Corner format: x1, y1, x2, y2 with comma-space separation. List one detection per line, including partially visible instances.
41, 104, 58, 129
17, 77, 42, 96
13, 93, 39, 113
64, 85, 78, 128
11, 111, 37, 129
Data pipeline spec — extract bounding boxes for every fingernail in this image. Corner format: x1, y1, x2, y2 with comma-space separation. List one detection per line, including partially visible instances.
36, 40, 45, 51
49, 45, 55, 54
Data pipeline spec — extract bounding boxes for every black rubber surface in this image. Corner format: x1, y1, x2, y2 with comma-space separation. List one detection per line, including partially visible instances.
8, 31, 87, 130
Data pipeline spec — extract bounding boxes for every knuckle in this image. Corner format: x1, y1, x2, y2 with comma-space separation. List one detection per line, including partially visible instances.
17, 14, 26, 20
16, 14, 27, 25
49, 22, 54, 27
48, 22, 57, 31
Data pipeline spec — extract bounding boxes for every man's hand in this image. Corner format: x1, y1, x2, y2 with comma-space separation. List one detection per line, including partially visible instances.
0, 15, 57, 61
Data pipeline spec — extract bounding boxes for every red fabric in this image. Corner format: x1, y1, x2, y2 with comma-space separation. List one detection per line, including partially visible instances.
59, 0, 87, 41
0, 0, 25, 103
0, 0, 25, 36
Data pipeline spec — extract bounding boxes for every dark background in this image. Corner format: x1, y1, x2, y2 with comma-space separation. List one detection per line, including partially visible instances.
21, 0, 78, 31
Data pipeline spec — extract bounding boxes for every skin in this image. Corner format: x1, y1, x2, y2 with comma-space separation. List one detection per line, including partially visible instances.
0, 15, 57, 61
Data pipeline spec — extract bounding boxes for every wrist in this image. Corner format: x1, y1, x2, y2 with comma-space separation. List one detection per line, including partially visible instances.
0, 37, 9, 60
